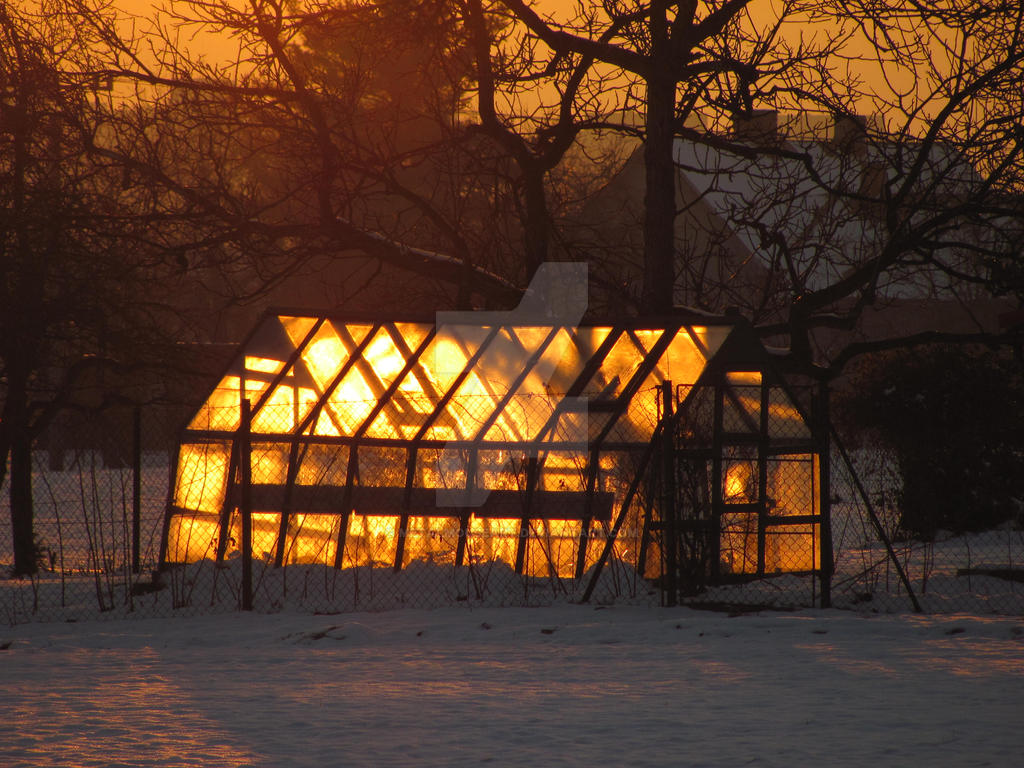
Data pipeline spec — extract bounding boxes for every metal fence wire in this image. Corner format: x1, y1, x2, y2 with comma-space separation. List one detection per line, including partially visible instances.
2, 399, 1024, 624
647, 380, 829, 610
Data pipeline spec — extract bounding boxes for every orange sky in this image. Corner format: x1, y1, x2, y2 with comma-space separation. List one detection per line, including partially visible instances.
116, 0, 936, 130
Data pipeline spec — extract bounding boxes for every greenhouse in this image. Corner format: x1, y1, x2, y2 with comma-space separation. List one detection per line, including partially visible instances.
159, 310, 831, 604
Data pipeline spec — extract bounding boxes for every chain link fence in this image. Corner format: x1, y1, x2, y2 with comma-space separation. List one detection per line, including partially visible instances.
828, 445, 1024, 614
1, 405, 179, 623
2, 401, 1023, 624
654, 380, 828, 610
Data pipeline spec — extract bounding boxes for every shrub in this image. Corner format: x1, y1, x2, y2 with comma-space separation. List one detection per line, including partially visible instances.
836, 344, 1024, 539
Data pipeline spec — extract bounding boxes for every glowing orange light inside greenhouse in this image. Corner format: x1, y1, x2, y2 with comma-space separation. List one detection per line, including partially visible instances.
304, 336, 347, 386
245, 356, 283, 374
164, 315, 822, 592
725, 464, 752, 501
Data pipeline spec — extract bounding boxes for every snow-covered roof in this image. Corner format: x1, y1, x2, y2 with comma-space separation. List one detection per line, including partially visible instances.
675, 132, 993, 297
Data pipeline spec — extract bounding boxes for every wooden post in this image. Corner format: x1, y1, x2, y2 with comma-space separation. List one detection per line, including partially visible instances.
333, 445, 357, 570
454, 513, 470, 567
214, 442, 240, 564
132, 405, 142, 574
394, 446, 418, 572
156, 440, 182, 572
240, 398, 254, 611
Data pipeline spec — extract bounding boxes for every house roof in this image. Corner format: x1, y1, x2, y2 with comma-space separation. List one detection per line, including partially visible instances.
671, 133, 987, 297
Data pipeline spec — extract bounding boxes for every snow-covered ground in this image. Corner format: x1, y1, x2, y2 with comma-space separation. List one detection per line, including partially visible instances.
2, 605, 1022, 767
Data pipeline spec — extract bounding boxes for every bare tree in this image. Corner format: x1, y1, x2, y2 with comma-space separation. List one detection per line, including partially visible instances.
0, 1, 201, 574
780, 0, 1024, 368
75, 0, 526, 311
498, 0, 1023, 368
70, 0, 1024, 367
462, 0, 625, 279
495, 0, 850, 312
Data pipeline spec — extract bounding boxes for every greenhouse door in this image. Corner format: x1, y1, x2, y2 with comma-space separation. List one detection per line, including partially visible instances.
665, 368, 829, 602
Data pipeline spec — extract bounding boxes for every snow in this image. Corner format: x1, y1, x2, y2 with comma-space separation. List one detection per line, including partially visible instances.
2, 604, 1022, 767
671, 138, 981, 298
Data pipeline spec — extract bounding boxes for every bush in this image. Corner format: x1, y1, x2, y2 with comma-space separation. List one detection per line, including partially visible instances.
836, 345, 1024, 539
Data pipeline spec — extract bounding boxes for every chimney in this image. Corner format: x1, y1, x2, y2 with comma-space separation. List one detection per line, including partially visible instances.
733, 110, 778, 145
833, 114, 868, 156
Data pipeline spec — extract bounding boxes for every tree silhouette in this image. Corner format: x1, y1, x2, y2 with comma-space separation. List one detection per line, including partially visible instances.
497, 0, 1024, 367
0, 2, 204, 574
70, 0, 1024, 365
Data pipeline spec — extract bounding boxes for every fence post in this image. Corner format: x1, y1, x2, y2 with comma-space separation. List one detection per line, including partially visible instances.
816, 383, 833, 608
661, 381, 677, 607
240, 398, 254, 611
132, 405, 142, 574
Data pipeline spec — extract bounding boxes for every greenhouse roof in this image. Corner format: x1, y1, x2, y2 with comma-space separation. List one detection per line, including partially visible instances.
183, 312, 751, 452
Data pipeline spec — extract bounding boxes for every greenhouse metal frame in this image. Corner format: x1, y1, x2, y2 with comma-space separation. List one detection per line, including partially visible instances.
159, 310, 831, 606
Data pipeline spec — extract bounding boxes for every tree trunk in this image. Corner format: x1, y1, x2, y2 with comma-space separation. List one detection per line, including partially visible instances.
641, 70, 678, 314
522, 165, 548, 281
6, 371, 37, 576
10, 431, 36, 577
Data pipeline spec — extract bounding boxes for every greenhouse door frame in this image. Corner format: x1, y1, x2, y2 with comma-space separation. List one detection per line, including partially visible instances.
660, 341, 832, 608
